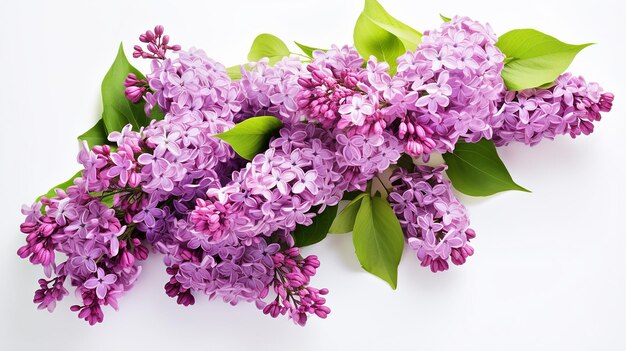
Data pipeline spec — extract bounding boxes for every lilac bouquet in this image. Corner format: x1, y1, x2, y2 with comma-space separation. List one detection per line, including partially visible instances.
18, 1, 613, 326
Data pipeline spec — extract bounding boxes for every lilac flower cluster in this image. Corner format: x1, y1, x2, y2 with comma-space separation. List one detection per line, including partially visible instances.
295, 17, 505, 162
388, 166, 475, 272
18, 28, 334, 326
391, 16, 505, 158
19, 182, 147, 325
198, 123, 349, 243
239, 57, 305, 124
18, 16, 614, 327
491, 73, 614, 146
297, 45, 388, 135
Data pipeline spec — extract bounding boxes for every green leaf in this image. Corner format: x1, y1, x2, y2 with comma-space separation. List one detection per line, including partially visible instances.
353, 195, 404, 289
361, 0, 422, 51
329, 193, 367, 234
440, 14, 452, 22
354, 13, 406, 74
442, 139, 530, 196
226, 65, 243, 80
341, 190, 363, 201
37, 170, 82, 202
247, 34, 291, 63
101, 43, 149, 133
215, 116, 283, 160
294, 41, 325, 58
101, 196, 115, 208
150, 105, 166, 121
496, 29, 592, 90
78, 119, 109, 148
397, 154, 415, 171
293, 205, 338, 247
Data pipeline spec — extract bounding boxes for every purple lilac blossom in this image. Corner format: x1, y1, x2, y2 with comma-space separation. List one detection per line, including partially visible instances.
238, 57, 305, 124
388, 165, 476, 272
391, 16, 505, 158
296, 45, 389, 136
18, 19, 615, 327
491, 73, 614, 146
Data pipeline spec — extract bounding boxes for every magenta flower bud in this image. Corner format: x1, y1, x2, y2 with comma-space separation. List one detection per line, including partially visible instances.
20, 222, 37, 233
465, 228, 476, 239
128, 172, 141, 187
124, 73, 138, 87
40, 223, 56, 236
176, 292, 195, 306
121, 250, 135, 268
154, 25, 164, 36
70, 305, 81, 312
407, 121, 415, 134
162, 35, 169, 45
180, 250, 193, 260
284, 247, 300, 257
134, 245, 149, 260
171, 45, 181, 51
302, 265, 316, 277
580, 120, 594, 135
398, 122, 407, 138
125, 86, 145, 103
145, 30, 155, 42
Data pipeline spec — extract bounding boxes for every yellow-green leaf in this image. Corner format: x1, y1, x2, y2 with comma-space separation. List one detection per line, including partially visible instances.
497, 29, 592, 90
215, 116, 283, 160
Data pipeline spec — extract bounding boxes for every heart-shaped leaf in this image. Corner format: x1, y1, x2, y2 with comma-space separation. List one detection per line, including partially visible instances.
247, 34, 290, 63
215, 116, 283, 160
496, 29, 592, 90
354, 13, 406, 74
353, 194, 404, 289
443, 139, 530, 196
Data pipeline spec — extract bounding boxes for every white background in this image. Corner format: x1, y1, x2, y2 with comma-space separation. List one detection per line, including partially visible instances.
1, 0, 624, 350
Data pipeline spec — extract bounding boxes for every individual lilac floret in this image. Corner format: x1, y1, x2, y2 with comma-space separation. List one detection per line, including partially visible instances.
390, 16, 505, 158
388, 166, 475, 272
491, 73, 614, 146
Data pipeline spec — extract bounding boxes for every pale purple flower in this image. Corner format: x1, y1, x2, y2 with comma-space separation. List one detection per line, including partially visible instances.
149, 130, 182, 156
83, 268, 117, 299
338, 94, 374, 126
